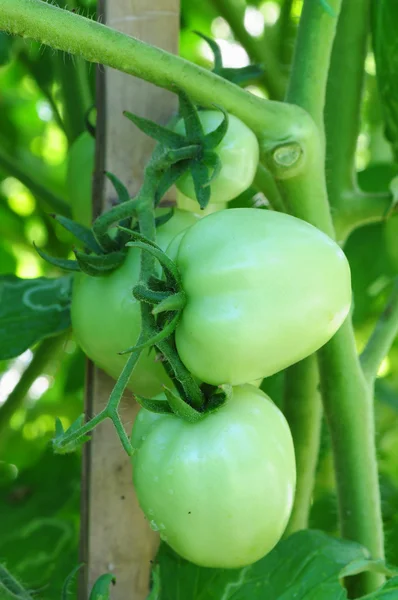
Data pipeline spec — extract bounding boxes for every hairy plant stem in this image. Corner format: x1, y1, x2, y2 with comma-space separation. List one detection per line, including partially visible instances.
209, 0, 286, 99
283, 356, 322, 535
284, 0, 384, 594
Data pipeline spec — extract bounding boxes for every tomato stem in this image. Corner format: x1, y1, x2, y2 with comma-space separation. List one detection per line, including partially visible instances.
283, 356, 322, 536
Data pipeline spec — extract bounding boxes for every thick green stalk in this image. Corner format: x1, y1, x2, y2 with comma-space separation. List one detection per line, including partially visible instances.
324, 0, 371, 205
318, 325, 384, 593
361, 280, 398, 387
209, 0, 285, 99
284, 0, 384, 593
0, 0, 306, 146
283, 356, 322, 535
286, 0, 339, 135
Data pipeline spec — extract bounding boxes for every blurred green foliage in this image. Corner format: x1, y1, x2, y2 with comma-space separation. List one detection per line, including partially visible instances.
0, 0, 397, 597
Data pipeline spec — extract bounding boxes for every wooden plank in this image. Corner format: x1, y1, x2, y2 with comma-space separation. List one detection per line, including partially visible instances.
79, 1, 179, 598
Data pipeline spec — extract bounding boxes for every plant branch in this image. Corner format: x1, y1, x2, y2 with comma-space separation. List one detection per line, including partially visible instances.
333, 189, 393, 243
283, 355, 322, 535
361, 280, 398, 387
324, 0, 371, 207
0, 0, 309, 156
284, 0, 385, 593
209, 0, 286, 99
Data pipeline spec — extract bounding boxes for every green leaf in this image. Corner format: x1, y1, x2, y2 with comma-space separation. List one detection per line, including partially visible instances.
53, 414, 91, 454
147, 566, 161, 600
372, 0, 398, 161
89, 573, 116, 600
153, 530, 386, 600
0, 275, 72, 360
358, 576, 398, 599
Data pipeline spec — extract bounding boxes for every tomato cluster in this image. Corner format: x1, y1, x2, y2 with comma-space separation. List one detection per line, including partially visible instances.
70, 111, 352, 569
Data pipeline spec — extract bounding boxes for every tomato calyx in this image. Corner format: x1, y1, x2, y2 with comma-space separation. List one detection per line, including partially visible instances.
135, 384, 233, 424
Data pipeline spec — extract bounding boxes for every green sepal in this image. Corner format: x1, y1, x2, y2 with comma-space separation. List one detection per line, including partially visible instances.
135, 395, 174, 415
193, 31, 223, 72
121, 228, 182, 286
203, 106, 229, 150
164, 386, 204, 423
119, 312, 180, 355
61, 564, 84, 600
191, 160, 211, 209
124, 110, 185, 149
155, 161, 191, 205
51, 214, 103, 254
202, 151, 222, 185
33, 243, 80, 272
206, 384, 233, 413
152, 291, 186, 314
89, 574, 116, 600
74, 249, 126, 276
133, 283, 170, 304
53, 415, 91, 454
105, 171, 130, 204
178, 88, 204, 144
219, 64, 264, 86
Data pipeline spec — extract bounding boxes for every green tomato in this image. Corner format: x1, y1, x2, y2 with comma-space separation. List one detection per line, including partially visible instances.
67, 132, 95, 227
132, 384, 296, 568
174, 111, 259, 204
169, 208, 351, 385
71, 209, 199, 397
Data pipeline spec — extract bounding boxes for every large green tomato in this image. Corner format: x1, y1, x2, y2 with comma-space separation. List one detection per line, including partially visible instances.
174, 111, 259, 204
132, 384, 296, 568
169, 208, 351, 385
71, 209, 199, 397
67, 132, 95, 227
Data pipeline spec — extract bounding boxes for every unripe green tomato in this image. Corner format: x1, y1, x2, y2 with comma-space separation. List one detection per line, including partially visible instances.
66, 132, 95, 227
174, 111, 259, 204
71, 209, 199, 397
131, 384, 296, 568
168, 208, 351, 385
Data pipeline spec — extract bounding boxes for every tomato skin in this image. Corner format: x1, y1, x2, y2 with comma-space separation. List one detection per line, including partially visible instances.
170, 208, 351, 386
174, 111, 259, 204
71, 210, 199, 397
67, 132, 95, 227
132, 384, 296, 568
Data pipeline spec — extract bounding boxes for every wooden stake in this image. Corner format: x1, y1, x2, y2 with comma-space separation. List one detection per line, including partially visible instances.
79, 1, 179, 598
